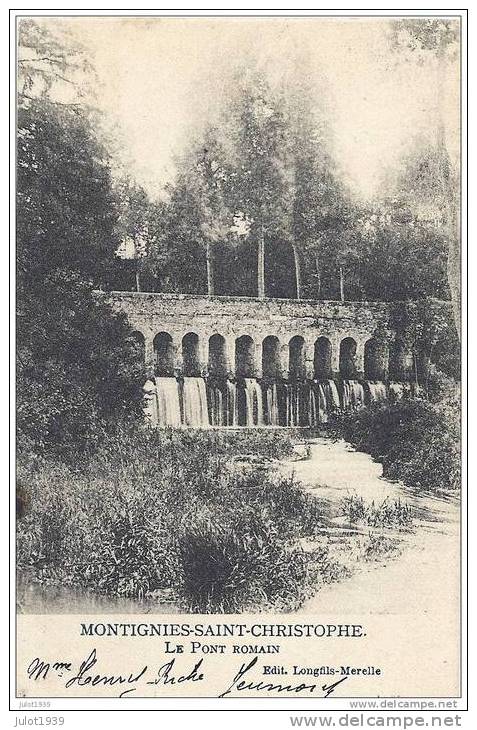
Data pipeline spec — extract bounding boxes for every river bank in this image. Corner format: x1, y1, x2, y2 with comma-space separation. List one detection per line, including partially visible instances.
280, 438, 460, 617
17, 434, 460, 618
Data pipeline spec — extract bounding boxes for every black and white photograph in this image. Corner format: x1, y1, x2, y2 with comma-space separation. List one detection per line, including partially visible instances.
12, 10, 465, 705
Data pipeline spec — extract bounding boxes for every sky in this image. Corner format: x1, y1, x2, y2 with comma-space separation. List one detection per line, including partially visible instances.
38, 16, 460, 201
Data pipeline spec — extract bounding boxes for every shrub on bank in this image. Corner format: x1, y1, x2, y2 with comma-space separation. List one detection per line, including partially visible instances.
330, 394, 460, 492
177, 505, 311, 612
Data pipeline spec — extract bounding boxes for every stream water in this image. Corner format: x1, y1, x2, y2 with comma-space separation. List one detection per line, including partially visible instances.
18, 439, 459, 621
17, 573, 180, 615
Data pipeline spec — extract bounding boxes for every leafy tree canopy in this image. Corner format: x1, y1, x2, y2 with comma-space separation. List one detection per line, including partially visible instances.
17, 20, 144, 456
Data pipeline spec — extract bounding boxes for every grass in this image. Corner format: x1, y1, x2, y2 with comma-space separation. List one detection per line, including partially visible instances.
341, 494, 414, 530
17, 427, 326, 612
301, 529, 402, 596
17, 427, 409, 613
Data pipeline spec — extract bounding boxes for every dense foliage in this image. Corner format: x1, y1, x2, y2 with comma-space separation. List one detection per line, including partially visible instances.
17, 430, 319, 612
109, 64, 454, 307
330, 389, 460, 493
17, 29, 144, 455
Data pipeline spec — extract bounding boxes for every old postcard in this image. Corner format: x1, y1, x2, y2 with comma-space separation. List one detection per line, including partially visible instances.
12, 9, 466, 715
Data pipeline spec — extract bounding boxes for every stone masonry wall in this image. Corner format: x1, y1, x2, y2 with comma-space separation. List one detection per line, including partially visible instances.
109, 291, 396, 379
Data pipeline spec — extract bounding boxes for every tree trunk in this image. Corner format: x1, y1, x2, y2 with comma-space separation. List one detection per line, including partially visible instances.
425, 343, 434, 396
257, 223, 265, 299
436, 48, 460, 339
133, 232, 141, 292
292, 244, 302, 300
314, 254, 322, 299
447, 231, 460, 337
206, 240, 214, 296
339, 266, 345, 302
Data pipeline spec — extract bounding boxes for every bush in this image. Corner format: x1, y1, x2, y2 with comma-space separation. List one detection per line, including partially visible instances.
17, 274, 146, 458
177, 505, 310, 612
330, 394, 460, 492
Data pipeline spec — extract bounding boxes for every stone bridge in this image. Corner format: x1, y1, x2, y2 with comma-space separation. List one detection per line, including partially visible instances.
108, 291, 428, 382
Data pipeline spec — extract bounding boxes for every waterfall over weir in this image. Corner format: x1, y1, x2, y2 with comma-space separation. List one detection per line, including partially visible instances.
146, 377, 395, 428
154, 377, 181, 427
207, 380, 238, 426
342, 380, 365, 411
263, 383, 280, 426
309, 380, 340, 425
241, 379, 264, 427
182, 377, 209, 427
366, 381, 387, 403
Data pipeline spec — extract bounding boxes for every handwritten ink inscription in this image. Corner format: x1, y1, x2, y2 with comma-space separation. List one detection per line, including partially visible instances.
26, 650, 357, 698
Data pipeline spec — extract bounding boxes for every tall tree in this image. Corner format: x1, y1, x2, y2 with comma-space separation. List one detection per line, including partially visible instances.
17, 20, 144, 454
146, 66, 355, 301
150, 127, 232, 296
18, 18, 94, 103
115, 177, 159, 292
190, 128, 232, 296
282, 72, 355, 301
152, 71, 296, 299
227, 71, 292, 298
388, 18, 460, 335
354, 197, 450, 302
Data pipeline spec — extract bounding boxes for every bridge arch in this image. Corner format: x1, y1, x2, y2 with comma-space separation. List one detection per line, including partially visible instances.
364, 337, 387, 380
130, 330, 146, 360
289, 335, 306, 380
314, 337, 332, 379
208, 333, 228, 377
235, 335, 255, 378
154, 331, 175, 375
262, 335, 282, 379
182, 332, 201, 376
339, 337, 358, 378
